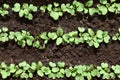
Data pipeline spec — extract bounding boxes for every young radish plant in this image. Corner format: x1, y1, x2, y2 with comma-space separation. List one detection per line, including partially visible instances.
39, 0, 120, 20
0, 27, 112, 50
40, 2, 63, 20
0, 61, 120, 79
112, 28, 120, 41
0, 4, 9, 16
12, 3, 37, 20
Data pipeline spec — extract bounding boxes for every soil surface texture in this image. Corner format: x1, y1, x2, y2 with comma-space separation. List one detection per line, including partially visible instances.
0, 0, 120, 80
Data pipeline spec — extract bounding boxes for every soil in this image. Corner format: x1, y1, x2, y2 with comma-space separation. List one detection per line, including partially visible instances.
0, 0, 120, 80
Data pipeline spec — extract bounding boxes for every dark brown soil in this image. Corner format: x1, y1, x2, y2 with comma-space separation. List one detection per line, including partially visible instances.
1, 13, 120, 65
0, 0, 120, 80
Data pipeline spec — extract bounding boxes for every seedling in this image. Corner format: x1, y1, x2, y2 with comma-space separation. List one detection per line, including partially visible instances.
112, 28, 120, 40
12, 3, 37, 20
0, 4, 9, 16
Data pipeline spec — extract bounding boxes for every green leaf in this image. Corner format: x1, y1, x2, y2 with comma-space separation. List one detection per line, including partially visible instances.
108, 6, 115, 12
65, 69, 71, 77
86, 73, 92, 80
23, 3, 29, 9
116, 4, 120, 12
17, 40, 25, 47
110, 72, 115, 79
57, 27, 64, 36
56, 37, 63, 46
103, 73, 110, 79
56, 72, 63, 78
40, 6, 47, 13
101, 63, 108, 68
14, 3, 20, 7
15, 33, 23, 41
23, 9, 29, 15
3, 4, 9, 9
37, 61, 43, 69
88, 28, 94, 36
19, 10, 24, 17
44, 40, 48, 44
2, 27, 8, 32
104, 36, 110, 43
110, 0, 116, 3
76, 3, 84, 12
29, 73, 33, 78
20, 73, 29, 78
31, 62, 37, 70
69, 37, 74, 42
27, 13, 33, 20
9, 32, 15, 39
86, 0, 93, 7
1, 62, 7, 68
106, 3, 110, 8
19, 61, 27, 67
74, 38, 83, 44
50, 11, 59, 20
119, 28, 120, 32
91, 69, 99, 77
9, 64, 16, 73
94, 42, 99, 48
47, 4, 52, 11
41, 66, 51, 75
0, 29, 1, 33
88, 40, 94, 46
57, 62, 65, 68
97, 5, 108, 15
83, 33, 89, 40
52, 67, 59, 73
29, 4, 37, 12
60, 69, 65, 74
26, 39, 32, 46
49, 62, 56, 67
68, 31, 78, 37
84, 8, 88, 14
62, 34, 69, 43
54, 2, 59, 7
40, 32, 48, 40
23, 64, 30, 70
48, 32, 57, 40
15, 69, 23, 75
99, 0, 107, 4
112, 36, 117, 40
1, 36, 8, 42
89, 8, 97, 15
37, 70, 44, 77
48, 73, 56, 79
96, 30, 103, 38
1, 10, 9, 16
33, 40, 40, 48
1, 70, 8, 79
75, 75, 84, 80
67, 8, 75, 15
78, 27, 85, 33
61, 4, 67, 11
12, 3, 20, 12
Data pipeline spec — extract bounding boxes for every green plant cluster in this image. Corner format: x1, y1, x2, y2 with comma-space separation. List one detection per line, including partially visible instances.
0, 61, 120, 80
12, 3, 37, 20
40, 27, 110, 48
40, 0, 120, 20
0, 27, 44, 50
2, 27, 120, 49
0, 4, 9, 16
0, 27, 111, 49
112, 28, 120, 41
0, 0, 120, 20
